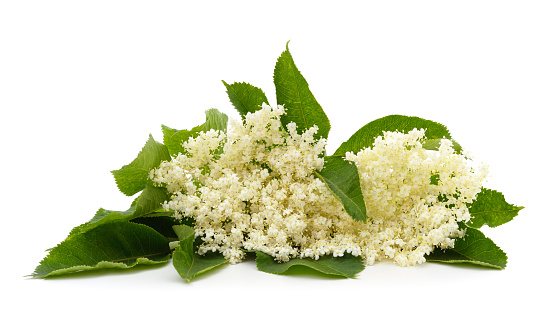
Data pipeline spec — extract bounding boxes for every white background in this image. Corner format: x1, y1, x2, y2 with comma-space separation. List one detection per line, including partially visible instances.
1, 1, 555, 308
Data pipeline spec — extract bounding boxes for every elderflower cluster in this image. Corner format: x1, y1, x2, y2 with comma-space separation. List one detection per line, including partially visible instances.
151, 104, 354, 263
346, 130, 488, 266
151, 104, 487, 267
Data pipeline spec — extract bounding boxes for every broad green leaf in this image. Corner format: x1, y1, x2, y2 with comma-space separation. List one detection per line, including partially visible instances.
69, 184, 169, 236
131, 211, 195, 239
32, 222, 171, 278
426, 227, 507, 269
173, 224, 196, 240
333, 115, 458, 156
314, 156, 367, 222
255, 251, 364, 278
111, 134, 171, 196
222, 81, 268, 118
172, 225, 227, 282
467, 188, 524, 228
131, 216, 180, 240
273, 42, 330, 139
162, 108, 228, 157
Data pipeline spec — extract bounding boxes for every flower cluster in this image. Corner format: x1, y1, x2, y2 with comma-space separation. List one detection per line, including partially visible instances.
151, 104, 487, 266
346, 130, 488, 266
151, 104, 352, 263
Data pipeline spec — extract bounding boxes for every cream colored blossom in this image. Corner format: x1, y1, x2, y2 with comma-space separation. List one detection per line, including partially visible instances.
152, 104, 349, 263
346, 129, 487, 266
151, 105, 487, 267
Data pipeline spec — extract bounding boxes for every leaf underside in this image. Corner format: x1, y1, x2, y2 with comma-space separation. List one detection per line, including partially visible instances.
467, 188, 524, 228
255, 251, 365, 278
274, 42, 330, 139
315, 156, 367, 222
426, 227, 507, 269
162, 108, 228, 157
33, 222, 171, 278
334, 114, 459, 156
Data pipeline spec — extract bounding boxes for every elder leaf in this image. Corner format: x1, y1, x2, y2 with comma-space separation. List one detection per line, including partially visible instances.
467, 188, 524, 228
273, 42, 330, 139
68, 183, 170, 237
32, 222, 171, 278
314, 156, 367, 222
111, 134, 171, 196
171, 225, 227, 282
162, 108, 228, 157
426, 227, 507, 269
422, 138, 462, 154
333, 115, 459, 156
222, 81, 268, 118
255, 251, 364, 278
130, 216, 183, 240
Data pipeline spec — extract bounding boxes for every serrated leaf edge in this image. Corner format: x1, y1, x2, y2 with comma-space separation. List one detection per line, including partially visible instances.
427, 227, 508, 269
314, 170, 367, 222
222, 80, 268, 118
32, 222, 171, 278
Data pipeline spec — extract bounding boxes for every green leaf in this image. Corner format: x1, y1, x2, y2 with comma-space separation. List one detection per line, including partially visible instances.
333, 115, 459, 156
314, 156, 367, 222
255, 251, 365, 278
426, 227, 507, 269
111, 134, 171, 196
171, 225, 227, 282
162, 108, 228, 157
467, 188, 524, 228
131, 216, 181, 240
430, 174, 440, 185
32, 222, 171, 278
273, 42, 330, 139
69, 184, 170, 236
422, 138, 462, 154
222, 81, 268, 118
173, 224, 196, 240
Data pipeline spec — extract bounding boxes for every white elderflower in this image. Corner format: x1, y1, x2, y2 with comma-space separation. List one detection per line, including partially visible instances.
152, 105, 487, 268
151, 104, 349, 263
346, 129, 487, 266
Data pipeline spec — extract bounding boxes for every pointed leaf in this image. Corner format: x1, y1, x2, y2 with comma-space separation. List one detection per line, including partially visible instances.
314, 156, 367, 222
333, 115, 459, 156
69, 184, 170, 236
426, 227, 507, 269
173, 225, 197, 242
162, 108, 228, 157
32, 222, 171, 278
273, 42, 330, 138
111, 135, 171, 196
131, 212, 194, 241
131, 216, 181, 240
255, 251, 364, 278
222, 81, 268, 118
171, 225, 227, 282
467, 188, 524, 228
